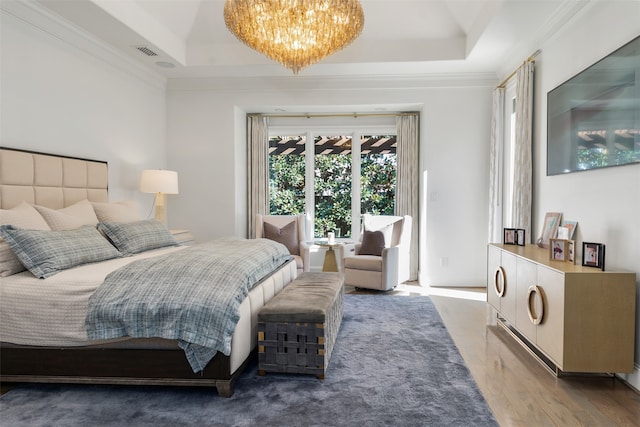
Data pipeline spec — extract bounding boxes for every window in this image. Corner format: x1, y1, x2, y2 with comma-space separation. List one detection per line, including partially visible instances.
502, 83, 517, 227
314, 136, 353, 238
269, 132, 396, 239
360, 135, 396, 216
269, 135, 306, 215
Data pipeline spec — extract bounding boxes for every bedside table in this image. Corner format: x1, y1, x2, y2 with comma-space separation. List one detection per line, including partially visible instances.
170, 229, 195, 246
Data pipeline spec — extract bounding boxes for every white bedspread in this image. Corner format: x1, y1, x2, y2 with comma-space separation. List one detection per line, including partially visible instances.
0, 246, 185, 346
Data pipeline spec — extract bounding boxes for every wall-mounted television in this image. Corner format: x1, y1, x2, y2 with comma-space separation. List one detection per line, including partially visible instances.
547, 36, 639, 175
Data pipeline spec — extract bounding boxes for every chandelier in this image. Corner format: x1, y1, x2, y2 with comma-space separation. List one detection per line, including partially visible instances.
224, 0, 365, 74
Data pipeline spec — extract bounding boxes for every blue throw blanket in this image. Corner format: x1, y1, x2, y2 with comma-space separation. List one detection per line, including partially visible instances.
85, 238, 291, 372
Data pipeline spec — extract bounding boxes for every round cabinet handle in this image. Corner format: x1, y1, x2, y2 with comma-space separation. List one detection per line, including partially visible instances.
527, 285, 545, 325
494, 267, 505, 297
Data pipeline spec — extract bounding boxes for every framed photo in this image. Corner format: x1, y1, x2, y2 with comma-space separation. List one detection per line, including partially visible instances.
516, 229, 526, 246
567, 240, 575, 264
582, 242, 605, 270
559, 220, 578, 240
537, 212, 562, 248
550, 239, 569, 261
503, 228, 516, 245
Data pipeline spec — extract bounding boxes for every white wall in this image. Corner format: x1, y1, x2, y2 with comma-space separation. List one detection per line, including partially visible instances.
421, 88, 492, 285
1, 4, 167, 216
533, 1, 640, 389
166, 77, 494, 286
165, 89, 240, 233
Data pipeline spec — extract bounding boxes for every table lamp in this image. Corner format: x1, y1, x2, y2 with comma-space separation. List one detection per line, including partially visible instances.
140, 169, 178, 225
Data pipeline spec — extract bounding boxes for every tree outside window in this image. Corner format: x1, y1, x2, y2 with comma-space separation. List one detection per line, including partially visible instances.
269, 136, 305, 215
269, 134, 396, 239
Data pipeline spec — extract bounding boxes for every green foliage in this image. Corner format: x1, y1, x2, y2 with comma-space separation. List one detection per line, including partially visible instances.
613, 148, 640, 165
269, 143, 396, 238
578, 148, 608, 169
269, 153, 305, 215
315, 154, 352, 237
578, 147, 640, 170
361, 154, 396, 216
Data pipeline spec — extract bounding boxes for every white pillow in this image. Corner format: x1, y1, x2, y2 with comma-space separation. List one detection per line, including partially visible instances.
1, 201, 51, 230
92, 200, 140, 223
34, 199, 99, 230
0, 201, 51, 277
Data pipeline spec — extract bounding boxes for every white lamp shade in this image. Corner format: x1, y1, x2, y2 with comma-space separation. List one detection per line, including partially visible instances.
140, 169, 179, 194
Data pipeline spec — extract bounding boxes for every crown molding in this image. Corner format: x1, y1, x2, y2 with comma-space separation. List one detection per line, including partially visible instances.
167, 72, 498, 93
495, 0, 592, 79
1, 0, 166, 91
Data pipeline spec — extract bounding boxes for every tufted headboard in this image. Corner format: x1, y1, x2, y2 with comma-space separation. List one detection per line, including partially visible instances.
0, 147, 108, 210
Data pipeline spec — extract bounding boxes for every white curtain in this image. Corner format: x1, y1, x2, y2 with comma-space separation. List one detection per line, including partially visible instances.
396, 113, 419, 280
511, 61, 534, 238
489, 61, 534, 244
247, 114, 269, 238
488, 88, 505, 243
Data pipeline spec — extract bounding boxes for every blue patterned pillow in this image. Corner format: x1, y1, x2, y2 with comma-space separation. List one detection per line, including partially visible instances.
98, 220, 178, 255
0, 225, 122, 279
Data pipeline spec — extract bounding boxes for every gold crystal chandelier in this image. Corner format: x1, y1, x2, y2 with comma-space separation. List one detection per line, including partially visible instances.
224, 0, 365, 74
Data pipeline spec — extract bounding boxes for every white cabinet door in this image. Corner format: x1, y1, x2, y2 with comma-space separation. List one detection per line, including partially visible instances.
487, 245, 503, 311
486, 245, 517, 324
500, 252, 518, 324
515, 257, 537, 342
535, 267, 565, 367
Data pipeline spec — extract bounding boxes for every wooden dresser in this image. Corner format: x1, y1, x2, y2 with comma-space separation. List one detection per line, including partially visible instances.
487, 243, 636, 375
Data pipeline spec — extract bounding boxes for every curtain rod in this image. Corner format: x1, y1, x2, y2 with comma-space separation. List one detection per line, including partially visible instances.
252, 112, 419, 119
496, 49, 542, 89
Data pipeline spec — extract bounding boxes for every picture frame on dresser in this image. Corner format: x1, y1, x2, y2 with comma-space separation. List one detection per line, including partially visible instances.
582, 242, 605, 270
550, 239, 575, 263
503, 228, 516, 245
559, 220, 578, 240
567, 240, 575, 264
516, 229, 526, 246
550, 239, 568, 261
537, 212, 562, 248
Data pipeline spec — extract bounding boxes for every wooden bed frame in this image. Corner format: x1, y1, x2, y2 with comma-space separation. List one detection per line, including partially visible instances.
2, 331, 248, 397
0, 147, 296, 397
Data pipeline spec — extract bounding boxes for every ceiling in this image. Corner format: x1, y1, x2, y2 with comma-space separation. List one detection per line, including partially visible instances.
34, 0, 587, 80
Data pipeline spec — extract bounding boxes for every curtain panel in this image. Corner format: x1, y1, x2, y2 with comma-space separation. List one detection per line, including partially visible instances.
512, 61, 534, 238
247, 114, 269, 239
396, 113, 420, 280
488, 88, 505, 243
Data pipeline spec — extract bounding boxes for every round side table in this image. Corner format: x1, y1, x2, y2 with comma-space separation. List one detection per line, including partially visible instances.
314, 242, 343, 272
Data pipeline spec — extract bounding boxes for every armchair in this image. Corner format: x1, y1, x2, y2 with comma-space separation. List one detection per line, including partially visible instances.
343, 214, 412, 291
255, 214, 310, 275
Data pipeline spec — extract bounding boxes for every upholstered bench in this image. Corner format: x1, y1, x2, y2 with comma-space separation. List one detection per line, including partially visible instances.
258, 272, 344, 379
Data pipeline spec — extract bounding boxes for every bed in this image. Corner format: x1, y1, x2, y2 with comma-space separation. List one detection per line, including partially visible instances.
0, 147, 297, 397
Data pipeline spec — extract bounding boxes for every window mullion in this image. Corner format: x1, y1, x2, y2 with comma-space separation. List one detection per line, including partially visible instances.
351, 131, 361, 239
305, 130, 315, 239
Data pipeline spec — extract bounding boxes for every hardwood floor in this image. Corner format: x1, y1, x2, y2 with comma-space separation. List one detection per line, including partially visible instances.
359, 283, 640, 427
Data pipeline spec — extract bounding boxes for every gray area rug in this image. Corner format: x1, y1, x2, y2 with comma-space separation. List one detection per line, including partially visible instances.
0, 295, 497, 426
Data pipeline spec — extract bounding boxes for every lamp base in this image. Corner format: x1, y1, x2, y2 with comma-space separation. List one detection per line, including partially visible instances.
154, 193, 167, 225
